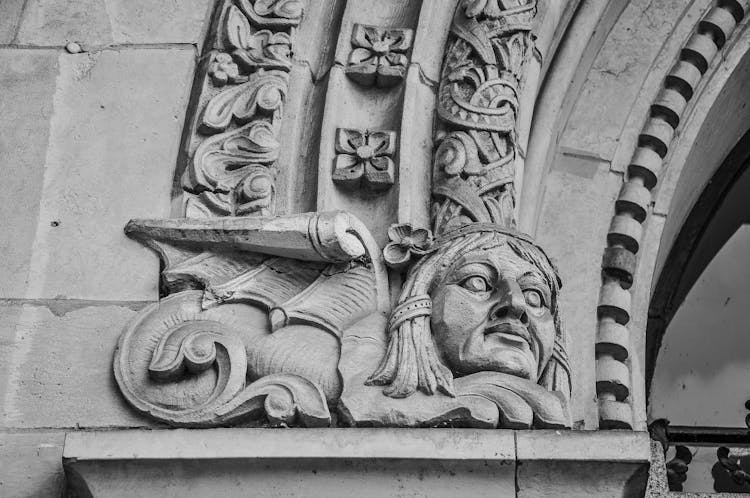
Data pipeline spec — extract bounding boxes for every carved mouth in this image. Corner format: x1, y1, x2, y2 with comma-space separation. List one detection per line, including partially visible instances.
483, 321, 531, 348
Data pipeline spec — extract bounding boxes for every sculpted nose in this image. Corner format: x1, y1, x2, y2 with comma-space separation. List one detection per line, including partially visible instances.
490, 278, 529, 325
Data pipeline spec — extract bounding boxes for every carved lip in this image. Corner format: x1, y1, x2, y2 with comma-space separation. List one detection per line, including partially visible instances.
483, 321, 530, 346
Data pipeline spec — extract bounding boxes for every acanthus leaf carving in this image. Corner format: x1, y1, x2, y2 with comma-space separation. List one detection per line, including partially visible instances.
185, 120, 279, 217
224, 5, 293, 72
199, 70, 287, 134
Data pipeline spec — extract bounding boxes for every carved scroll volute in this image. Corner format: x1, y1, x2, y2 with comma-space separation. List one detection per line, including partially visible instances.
114, 212, 389, 427
180, 0, 304, 219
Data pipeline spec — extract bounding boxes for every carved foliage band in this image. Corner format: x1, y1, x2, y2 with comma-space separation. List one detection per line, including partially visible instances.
431, 0, 536, 235
182, 0, 303, 218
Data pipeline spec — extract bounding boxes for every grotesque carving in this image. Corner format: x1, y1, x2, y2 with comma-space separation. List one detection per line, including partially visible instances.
114, 0, 571, 429
369, 226, 568, 398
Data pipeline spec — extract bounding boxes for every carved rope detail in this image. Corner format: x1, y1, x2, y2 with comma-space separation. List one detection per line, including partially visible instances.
596, 0, 747, 429
181, 0, 303, 218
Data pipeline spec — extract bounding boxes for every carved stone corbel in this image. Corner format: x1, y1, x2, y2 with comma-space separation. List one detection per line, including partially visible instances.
115, 212, 389, 427
114, 0, 572, 431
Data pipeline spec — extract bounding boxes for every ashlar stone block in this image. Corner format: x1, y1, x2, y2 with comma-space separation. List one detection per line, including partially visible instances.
0, 432, 65, 498
0, 49, 59, 299
4, 47, 196, 302
14, 0, 213, 46
0, 0, 26, 44
0, 302, 152, 429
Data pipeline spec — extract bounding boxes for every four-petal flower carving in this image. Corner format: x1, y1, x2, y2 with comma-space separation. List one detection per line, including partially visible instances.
333, 128, 397, 191
346, 24, 414, 88
383, 224, 435, 269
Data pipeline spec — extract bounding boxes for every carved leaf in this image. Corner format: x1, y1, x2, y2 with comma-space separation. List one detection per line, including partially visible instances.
254, 0, 303, 19
225, 5, 253, 51
201, 71, 288, 133
335, 128, 366, 153
189, 120, 279, 197
216, 373, 331, 427
236, 0, 303, 27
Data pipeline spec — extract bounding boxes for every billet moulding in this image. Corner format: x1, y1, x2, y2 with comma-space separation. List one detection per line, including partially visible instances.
595, 0, 748, 429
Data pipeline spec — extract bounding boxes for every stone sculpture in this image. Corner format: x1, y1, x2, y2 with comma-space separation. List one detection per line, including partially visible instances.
113, 0, 571, 429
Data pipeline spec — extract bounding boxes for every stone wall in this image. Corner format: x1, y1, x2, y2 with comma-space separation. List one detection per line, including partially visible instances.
0, 2, 213, 495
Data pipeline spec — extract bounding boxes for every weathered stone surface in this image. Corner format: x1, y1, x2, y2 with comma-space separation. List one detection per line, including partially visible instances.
516, 430, 650, 497
0, 49, 59, 299
560, 0, 698, 161
16, 48, 195, 302
537, 166, 623, 428
517, 460, 649, 498
409, 0, 456, 83
64, 429, 654, 497
0, 302, 151, 429
293, 0, 345, 79
516, 430, 651, 461
15, 0, 213, 46
0, 0, 26, 44
0, 432, 65, 497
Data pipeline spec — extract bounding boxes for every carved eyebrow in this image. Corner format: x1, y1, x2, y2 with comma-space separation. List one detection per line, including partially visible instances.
518, 270, 545, 282
449, 261, 497, 282
517, 271, 551, 300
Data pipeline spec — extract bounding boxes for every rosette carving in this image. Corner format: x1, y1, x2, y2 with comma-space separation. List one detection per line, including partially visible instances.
346, 24, 414, 88
332, 128, 397, 192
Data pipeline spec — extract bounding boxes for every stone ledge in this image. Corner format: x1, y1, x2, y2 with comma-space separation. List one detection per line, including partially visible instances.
63, 428, 516, 462
63, 429, 651, 497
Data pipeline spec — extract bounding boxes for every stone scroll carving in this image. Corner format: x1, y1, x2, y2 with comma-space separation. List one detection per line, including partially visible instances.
114, 0, 571, 429
115, 212, 389, 427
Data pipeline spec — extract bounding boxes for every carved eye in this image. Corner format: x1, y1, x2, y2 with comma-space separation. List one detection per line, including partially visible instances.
460, 276, 490, 293
523, 289, 544, 308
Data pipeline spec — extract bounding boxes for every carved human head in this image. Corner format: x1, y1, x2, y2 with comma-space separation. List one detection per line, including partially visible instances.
368, 224, 570, 402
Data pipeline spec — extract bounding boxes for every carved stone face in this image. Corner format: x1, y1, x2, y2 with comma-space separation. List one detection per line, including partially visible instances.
430, 242, 556, 381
